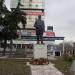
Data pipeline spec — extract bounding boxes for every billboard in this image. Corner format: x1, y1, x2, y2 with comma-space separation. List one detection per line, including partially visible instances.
19, 31, 55, 37
45, 31, 55, 37
26, 11, 45, 15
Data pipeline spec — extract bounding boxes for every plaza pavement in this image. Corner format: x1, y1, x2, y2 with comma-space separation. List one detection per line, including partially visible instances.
30, 63, 64, 75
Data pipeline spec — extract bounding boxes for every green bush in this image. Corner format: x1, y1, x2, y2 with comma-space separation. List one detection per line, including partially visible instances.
63, 53, 73, 62
73, 54, 75, 59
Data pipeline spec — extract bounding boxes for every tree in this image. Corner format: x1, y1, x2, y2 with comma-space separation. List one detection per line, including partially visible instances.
0, 0, 9, 13
0, 0, 10, 55
6, 2, 26, 55
0, 0, 27, 55
58, 41, 73, 54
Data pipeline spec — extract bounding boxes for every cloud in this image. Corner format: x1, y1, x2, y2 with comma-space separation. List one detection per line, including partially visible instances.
45, 0, 75, 41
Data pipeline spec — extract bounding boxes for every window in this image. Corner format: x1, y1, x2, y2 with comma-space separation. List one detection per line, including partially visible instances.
36, 5, 38, 7
29, 3, 32, 7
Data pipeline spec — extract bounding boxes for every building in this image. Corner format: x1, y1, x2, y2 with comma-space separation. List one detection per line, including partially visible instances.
10, 0, 45, 29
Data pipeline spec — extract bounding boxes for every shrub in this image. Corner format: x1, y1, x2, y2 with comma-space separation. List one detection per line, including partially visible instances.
73, 54, 75, 59
63, 53, 73, 62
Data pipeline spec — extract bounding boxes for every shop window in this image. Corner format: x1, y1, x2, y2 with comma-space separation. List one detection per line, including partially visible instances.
27, 44, 33, 49
22, 44, 26, 49
55, 51, 60, 56
17, 44, 21, 48
27, 32, 31, 36
13, 44, 17, 48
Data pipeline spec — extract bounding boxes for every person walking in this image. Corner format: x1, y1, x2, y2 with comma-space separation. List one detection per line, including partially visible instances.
34, 15, 45, 44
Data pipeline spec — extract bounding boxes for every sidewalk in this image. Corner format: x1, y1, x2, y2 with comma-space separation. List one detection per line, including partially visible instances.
0, 55, 9, 58
30, 63, 64, 75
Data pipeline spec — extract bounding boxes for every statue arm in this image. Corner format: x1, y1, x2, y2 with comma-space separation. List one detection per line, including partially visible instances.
34, 20, 37, 28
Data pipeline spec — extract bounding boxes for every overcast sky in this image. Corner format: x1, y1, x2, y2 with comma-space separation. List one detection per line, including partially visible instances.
5, 0, 75, 42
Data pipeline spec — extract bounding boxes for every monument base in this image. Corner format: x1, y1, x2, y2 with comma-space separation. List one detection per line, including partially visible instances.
34, 44, 47, 59
30, 44, 49, 65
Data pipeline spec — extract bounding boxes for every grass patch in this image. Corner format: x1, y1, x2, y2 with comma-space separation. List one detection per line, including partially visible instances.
50, 57, 72, 75
0, 59, 31, 75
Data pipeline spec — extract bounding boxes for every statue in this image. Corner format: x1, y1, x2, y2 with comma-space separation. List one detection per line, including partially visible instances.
34, 15, 45, 44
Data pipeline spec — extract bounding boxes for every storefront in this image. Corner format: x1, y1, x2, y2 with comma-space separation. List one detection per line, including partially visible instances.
10, 36, 64, 58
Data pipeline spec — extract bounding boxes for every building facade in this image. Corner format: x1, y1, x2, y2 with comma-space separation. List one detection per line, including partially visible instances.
10, 0, 45, 29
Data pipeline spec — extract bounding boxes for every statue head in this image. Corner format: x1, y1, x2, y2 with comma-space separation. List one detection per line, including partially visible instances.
38, 15, 41, 20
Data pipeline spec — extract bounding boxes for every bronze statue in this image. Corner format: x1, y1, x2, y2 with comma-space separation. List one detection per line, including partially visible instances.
34, 15, 45, 44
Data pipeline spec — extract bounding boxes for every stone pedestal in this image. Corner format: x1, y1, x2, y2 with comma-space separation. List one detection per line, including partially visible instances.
34, 44, 47, 59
